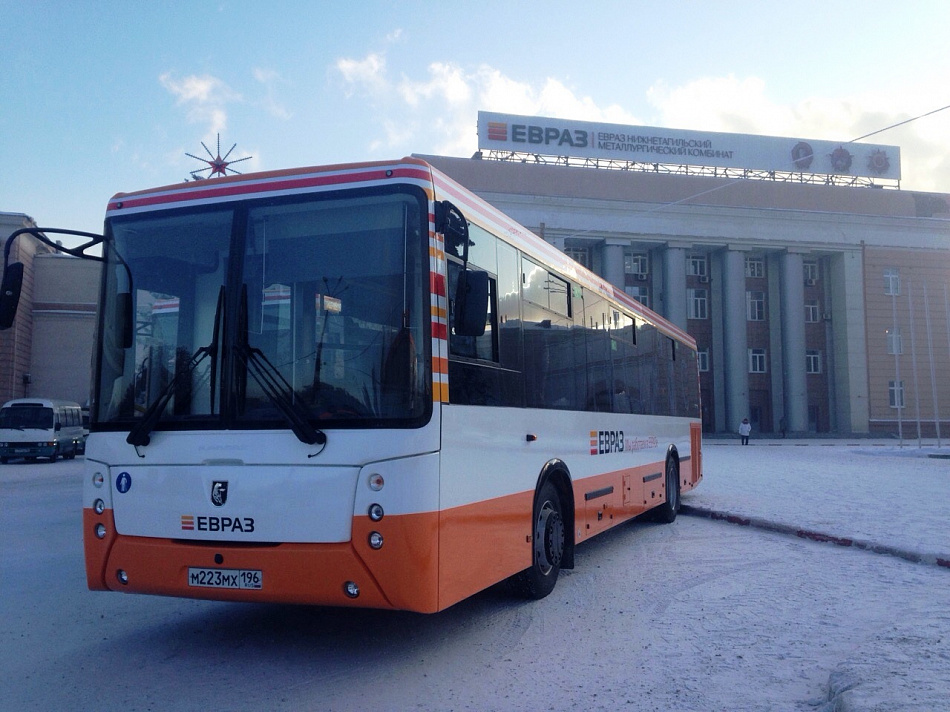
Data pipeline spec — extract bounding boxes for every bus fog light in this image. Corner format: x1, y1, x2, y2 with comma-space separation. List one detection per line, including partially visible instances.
117, 570, 129, 585
92, 472, 104, 488
368, 474, 384, 491
368, 531, 384, 549
343, 581, 360, 598
368, 504, 384, 521
94, 499, 105, 515
95, 523, 107, 539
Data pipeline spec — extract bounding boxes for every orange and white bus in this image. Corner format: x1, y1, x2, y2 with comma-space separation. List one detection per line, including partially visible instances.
0, 157, 701, 612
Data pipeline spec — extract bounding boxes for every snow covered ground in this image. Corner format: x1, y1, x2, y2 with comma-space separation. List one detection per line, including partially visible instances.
686, 438, 950, 711
2, 440, 948, 711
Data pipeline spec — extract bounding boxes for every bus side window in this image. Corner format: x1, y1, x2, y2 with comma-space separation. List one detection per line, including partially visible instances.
448, 261, 498, 362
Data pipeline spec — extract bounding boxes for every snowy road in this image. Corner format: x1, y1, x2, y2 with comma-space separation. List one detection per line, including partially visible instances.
2, 445, 948, 711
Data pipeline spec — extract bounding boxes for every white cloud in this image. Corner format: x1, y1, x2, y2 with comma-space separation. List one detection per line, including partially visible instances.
335, 53, 388, 95
252, 67, 292, 120
334, 55, 643, 158
399, 62, 471, 107
159, 72, 241, 139
332, 52, 950, 192
645, 73, 950, 192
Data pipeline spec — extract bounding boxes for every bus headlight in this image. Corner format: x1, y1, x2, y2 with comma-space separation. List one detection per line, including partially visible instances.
368, 474, 384, 491
117, 570, 129, 585
343, 581, 360, 598
95, 523, 107, 539
368, 504, 384, 522
94, 499, 105, 515
368, 531, 384, 549
92, 472, 104, 488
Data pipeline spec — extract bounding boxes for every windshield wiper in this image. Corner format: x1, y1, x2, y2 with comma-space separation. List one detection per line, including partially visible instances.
235, 286, 326, 447
126, 287, 224, 447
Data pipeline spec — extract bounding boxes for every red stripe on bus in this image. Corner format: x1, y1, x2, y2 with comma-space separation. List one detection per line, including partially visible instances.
108, 166, 431, 212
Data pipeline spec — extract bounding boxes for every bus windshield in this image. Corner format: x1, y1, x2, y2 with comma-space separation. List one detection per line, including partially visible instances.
0, 405, 54, 430
96, 189, 429, 433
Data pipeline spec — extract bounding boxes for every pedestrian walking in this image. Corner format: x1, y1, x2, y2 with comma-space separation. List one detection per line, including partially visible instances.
739, 417, 752, 445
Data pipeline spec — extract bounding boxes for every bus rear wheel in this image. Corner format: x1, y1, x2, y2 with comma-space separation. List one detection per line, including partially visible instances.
654, 456, 680, 524
510, 481, 565, 600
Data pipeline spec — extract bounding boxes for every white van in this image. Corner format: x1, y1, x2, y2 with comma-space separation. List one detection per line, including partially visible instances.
0, 399, 85, 463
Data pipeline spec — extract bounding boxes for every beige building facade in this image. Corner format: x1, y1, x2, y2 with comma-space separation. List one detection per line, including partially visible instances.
29, 254, 100, 406
0, 212, 54, 404
0, 213, 99, 407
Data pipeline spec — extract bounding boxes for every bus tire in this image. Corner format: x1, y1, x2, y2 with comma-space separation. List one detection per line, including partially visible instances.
654, 456, 680, 524
509, 481, 565, 600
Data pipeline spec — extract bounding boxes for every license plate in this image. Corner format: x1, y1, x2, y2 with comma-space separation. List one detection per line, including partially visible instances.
187, 567, 262, 590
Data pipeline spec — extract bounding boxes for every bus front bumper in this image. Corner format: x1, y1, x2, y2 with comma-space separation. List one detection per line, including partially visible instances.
82, 508, 441, 613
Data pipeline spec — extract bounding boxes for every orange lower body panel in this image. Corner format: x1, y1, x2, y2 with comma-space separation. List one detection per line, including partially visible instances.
437, 490, 534, 609
84, 508, 442, 613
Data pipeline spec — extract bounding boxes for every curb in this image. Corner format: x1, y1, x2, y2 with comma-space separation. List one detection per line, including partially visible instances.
679, 504, 950, 571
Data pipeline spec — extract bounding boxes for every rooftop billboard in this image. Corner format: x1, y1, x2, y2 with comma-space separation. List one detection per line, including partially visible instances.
477, 111, 900, 181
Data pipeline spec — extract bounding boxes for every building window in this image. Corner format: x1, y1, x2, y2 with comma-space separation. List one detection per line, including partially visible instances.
806, 350, 822, 374
687, 288, 708, 320
747, 291, 766, 321
803, 261, 819, 283
698, 348, 710, 372
805, 300, 820, 323
624, 250, 648, 276
564, 246, 591, 270
745, 257, 764, 278
688, 255, 708, 279
889, 380, 905, 408
624, 285, 650, 309
748, 348, 767, 373
884, 268, 901, 296
886, 327, 903, 355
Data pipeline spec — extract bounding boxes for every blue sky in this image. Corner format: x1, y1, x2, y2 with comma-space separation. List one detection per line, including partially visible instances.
3, 0, 950, 237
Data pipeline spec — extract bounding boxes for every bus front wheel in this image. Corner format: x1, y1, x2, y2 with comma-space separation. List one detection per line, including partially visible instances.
510, 481, 565, 600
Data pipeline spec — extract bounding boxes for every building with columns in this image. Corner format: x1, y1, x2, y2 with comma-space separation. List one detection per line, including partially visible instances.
423, 151, 950, 437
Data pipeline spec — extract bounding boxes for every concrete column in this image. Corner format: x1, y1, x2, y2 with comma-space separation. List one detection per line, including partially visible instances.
781, 252, 808, 432
829, 251, 869, 434
722, 248, 748, 432
603, 240, 626, 291
663, 245, 688, 331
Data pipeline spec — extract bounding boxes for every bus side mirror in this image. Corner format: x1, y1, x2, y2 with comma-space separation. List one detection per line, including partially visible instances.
454, 269, 489, 337
0, 262, 24, 330
436, 200, 471, 262
116, 292, 134, 349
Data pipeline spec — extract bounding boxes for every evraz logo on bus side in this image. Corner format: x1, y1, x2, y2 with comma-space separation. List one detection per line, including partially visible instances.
589, 430, 659, 455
